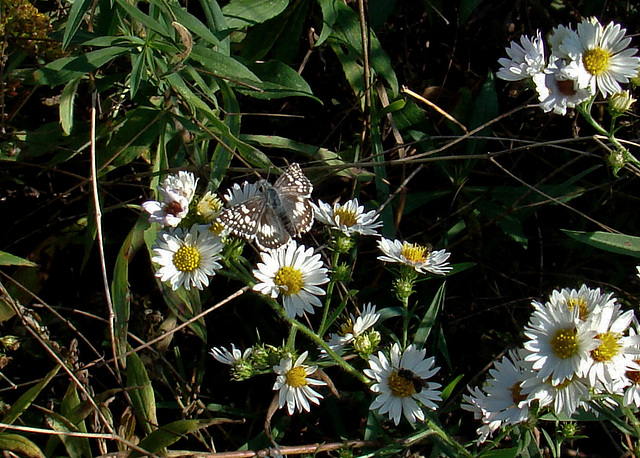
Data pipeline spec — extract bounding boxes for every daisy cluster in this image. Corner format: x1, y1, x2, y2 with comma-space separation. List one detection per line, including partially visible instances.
464, 284, 640, 443
143, 169, 454, 420
498, 17, 640, 115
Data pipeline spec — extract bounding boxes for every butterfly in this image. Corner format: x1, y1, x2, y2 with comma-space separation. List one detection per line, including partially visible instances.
219, 163, 314, 250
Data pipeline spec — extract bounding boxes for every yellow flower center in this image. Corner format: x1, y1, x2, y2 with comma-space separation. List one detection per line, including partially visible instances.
590, 332, 621, 362
172, 246, 201, 272
567, 296, 589, 320
626, 360, 640, 384
550, 327, 579, 359
401, 243, 429, 263
335, 207, 358, 227
285, 366, 308, 387
274, 266, 303, 295
583, 47, 611, 75
510, 382, 526, 404
339, 318, 354, 337
209, 220, 226, 236
388, 370, 416, 397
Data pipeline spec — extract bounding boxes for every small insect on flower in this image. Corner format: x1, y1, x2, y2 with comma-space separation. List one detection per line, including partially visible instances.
219, 163, 314, 250
397, 369, 431, 393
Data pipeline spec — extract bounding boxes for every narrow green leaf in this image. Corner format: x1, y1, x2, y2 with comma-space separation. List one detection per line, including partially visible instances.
316, 0, 338, 46
189, 45, 262, 86
466, 71, 498, 156
112, 217, 150, 360
60, 77, 81, 135
413, 282, 446, 347
29, 47, 130, 86
0, 251, 36, 267
129, 419, 220, 458
563, 230, 640, 259
197, 0, 229, 54
222, 0, 289, 29
129, 50, 146, 99
114, 0, 172, 38
126, 351, 157, 435
209, 81, 239, 191
0, 433, 46, 458
478, 448, 520, 458
2, 365, 61, 425
45, 412, 91, 458
169, 5, 222, 47
62, 0, 94, 50
240, 60, 318, 101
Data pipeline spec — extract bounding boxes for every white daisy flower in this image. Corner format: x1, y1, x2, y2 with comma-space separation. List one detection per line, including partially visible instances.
223, 181, 260, 207
636, 266, 640, 279
548, 24, 577, 59
547, 284, 616, 322
151, 225, 224, 291
252, 241, 329, 319
377, 238, 452, 275
523, 300, 599, 385
620, 324, 640, 407
313, 199, 382, 236
462, 350, 533, 443
196, 191, 224, 222
142, 171, 198, 227
585, 303, 640, 388
497, 30, 546, 81
533, 58, 594, 115
210, 344, 252, 365
325, 303, 381, 354
559, 17, 640, 97
272, 351, 326, 415
521, 374, 591, 418
364, 343, 441, 425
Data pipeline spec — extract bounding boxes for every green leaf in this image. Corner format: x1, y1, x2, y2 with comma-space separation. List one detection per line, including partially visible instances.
479, 448, 520, 458
209, 81, 238, 191
112, 217, 150, 361
222, 0, 290, 29
324, 0, 398, 96
169, 5, 222, 47
189, 45, 262, 87
0, 251, 37, 267
114, 0, 173, 38
240, 60, 318, 101
45, 412, 91, 458
563, 230, 640, 259
126, 351, 157, 435
465, 71, 498, 156
129, 50, 146, 99
2, 365, 61, 425
62, 0, 94, 50
129, 419, 220, 458
60, 77, 81, 135
413, 282, 446, 347
28, 47, 130, 86
0, 433, 46, 458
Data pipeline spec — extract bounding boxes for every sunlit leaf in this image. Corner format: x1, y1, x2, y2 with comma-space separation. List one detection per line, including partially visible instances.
0, 251, 36, 267
563, 230, 640, 259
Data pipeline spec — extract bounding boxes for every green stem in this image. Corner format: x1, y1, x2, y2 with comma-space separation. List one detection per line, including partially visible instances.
319, 248, 341, 337
266, 296, 368, 384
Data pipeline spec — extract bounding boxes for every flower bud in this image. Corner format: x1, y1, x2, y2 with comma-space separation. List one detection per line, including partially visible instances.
609, 90, 636, 113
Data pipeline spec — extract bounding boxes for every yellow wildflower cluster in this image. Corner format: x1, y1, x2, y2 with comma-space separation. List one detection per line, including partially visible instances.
1, 0, 58, 57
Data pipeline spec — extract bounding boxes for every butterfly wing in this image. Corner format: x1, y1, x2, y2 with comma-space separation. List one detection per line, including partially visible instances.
219, 195, 266, 239
255, 205, 292, 250
273, 163, 315, 237
274, 163, 313, 197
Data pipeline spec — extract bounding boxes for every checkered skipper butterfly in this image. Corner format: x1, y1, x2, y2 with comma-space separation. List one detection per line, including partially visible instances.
219, 163, 314, 250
